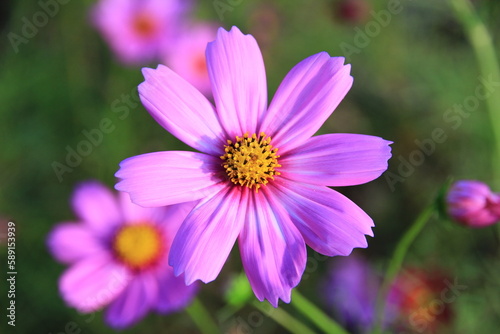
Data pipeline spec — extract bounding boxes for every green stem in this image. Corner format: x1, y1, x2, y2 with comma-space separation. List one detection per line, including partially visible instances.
252, 301, 317, 334
449, 0, 500, 187
372, 203, 437, 334
185, 298, 219, 334
291, 290, 350, 334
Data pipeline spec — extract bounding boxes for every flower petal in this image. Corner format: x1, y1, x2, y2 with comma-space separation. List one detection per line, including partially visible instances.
460, 209, 500, 227
151, 202, 198, 246
447, 180, 492, 215
280, 134, 392, 187
271, 180, 373, 257
139, 64, 226, 155
118, 190, 158, 224
105, 273, 158, 329
115, 151, 226, 207
169, 186, 246, 285
446, 180, 500, 227
47, 223, 104, 264
71, 181, 121, 236
154, 266, 198, 313
239, 189, 306, 307
260, 53, 353, 153
59, 254, 130, 313
206, 26, 267, 137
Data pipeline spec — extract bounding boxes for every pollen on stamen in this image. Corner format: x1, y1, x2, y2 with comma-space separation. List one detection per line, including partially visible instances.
220, 132, 281, 191
113, 223, 164, 271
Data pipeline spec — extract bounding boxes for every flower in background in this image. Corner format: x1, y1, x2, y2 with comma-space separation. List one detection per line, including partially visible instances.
247, 3, 282, 52
324, 256, 381, 333
333, 0, 370, 25
91, 0, 190, 65
325, 260, 457, 334
388, 268, 455, 333
446, 180, 500, 228
164, 23, 217, 97
324, 255, 397, 333
116, 26, 392, 306
47, 181, 198, 329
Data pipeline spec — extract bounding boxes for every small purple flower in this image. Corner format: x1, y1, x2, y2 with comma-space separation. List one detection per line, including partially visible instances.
116, 26, 392, 306
324, 256, 398, 333
47, 181, 198, 329
325, 256, 380, 333
91, 0, 190, 65
446, 180, 500, 228
164, 23, 217, 97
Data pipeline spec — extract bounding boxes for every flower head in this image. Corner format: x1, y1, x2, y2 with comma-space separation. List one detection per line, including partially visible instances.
164, 23, 217, 96
446, 180, 500, 228
91, 0, 190, 65
116, 26, 392, 306
47, 181, 198, 329
324, 256, 380, 333
333, 0, 371, 25
388, 268, 455, 333
324, 256, 397, 333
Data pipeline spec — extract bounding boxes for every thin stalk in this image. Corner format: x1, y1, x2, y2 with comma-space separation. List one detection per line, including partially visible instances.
185, 298, 219, 334
252, 301, 317, 334
372, 203, 437, 333
449, 0, 500, 246
291, 290, 350, 334
449, 0, 500, 187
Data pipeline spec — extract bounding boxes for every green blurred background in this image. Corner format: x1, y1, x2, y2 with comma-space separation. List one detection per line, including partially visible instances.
1, 0, 500, 333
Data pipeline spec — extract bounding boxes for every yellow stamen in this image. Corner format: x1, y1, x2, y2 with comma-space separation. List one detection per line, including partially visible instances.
220, 132, 281, 191
113, 223, 163, 271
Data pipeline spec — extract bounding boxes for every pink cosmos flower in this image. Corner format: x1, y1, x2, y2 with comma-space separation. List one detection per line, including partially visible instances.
446, 180, 500, 228
91, 0, 190, 65
164, 23, 217, 97
115, 26, 392, 306
47, 181, 198, 329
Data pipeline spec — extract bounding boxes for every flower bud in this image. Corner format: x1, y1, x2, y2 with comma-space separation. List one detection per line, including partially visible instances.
446, 180, 500, 228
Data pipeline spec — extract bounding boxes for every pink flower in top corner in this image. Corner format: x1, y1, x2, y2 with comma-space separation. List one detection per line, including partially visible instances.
164, 23, 217, 97
91, 0, 190, 65
47, 181, 198, 329
115, 26, 392, 307
446, 180, 500, 228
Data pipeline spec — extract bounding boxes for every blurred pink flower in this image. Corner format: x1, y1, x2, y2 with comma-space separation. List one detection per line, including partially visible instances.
247, 4, 282, 52
388, 268, 455, 333
91, 0, 190, 65
47, 181, 198, 329
164, 23, 217, 97
333, 0, 371, 25
446, 180, 500, 228
115, 26, 392, 306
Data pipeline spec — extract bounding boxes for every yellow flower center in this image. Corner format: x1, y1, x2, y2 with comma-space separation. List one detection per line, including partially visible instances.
221, 132, 281, 191
113, 223, 163, 271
